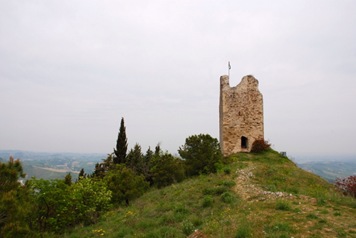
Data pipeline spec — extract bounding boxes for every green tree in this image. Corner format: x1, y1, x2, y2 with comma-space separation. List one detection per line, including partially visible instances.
114, 117, 128, 164
105, 164, 148, 206
28, 179, 72, 232
78, 168, 85, 180
150, 152, 185, 188
64, 173, 72, 185
28, 177, 112, 233
126, 143, 144, 174
143, 147, 154, 184
92, 153, 114, 179
178, 134, 223, 176
0, 156, 25, 193
70, 178, 112, 225
0, 157, 33, 237
154, 143, 161, 156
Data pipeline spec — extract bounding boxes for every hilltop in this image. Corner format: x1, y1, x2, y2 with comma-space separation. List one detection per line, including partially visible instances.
57, 150, 356, 238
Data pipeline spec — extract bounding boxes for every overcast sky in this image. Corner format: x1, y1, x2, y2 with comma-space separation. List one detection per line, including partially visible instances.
1, 0, 356, 161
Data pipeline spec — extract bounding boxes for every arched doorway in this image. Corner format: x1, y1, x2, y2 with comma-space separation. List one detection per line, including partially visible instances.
241, 136, 248, 149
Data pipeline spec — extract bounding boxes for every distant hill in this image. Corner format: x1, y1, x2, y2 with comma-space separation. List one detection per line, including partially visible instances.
0, 150, 105, 180
56, 150, 356, 238
298, 160, 356, 183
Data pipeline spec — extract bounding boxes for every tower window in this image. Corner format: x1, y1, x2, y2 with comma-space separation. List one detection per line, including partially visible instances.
241, 136, 248, 149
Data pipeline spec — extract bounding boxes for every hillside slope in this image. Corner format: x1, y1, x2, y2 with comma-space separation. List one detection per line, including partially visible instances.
59, 150, 356, 238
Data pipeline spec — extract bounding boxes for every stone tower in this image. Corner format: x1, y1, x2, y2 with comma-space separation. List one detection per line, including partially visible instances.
219, 74, 264, 156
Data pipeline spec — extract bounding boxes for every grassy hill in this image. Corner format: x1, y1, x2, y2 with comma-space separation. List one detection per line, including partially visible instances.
56, 150, 356, 238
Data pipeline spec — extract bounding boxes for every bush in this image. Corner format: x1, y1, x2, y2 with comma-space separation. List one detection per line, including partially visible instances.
202, 195, 214, 207
223, 167, 231, 174
150, 153, 185, 188
335, 175, 356, 198
203, 186, 228, 196
251, 139, 271, 153
235, 221, 251, 238
178, 134, 223, 176
28, 177, 112, 233
221, 192, 236, 204
105, 165, 149, 206
182, 220, 195, 236
0, 157, 34, 237
275, 200, 292, 211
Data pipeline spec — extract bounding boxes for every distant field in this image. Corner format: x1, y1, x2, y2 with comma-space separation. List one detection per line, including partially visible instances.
0, 150, 104, 180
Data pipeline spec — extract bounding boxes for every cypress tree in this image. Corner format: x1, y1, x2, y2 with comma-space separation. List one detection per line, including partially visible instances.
64, 173, 72, 185
78, 168, 85, 180
114, 117, 128, 164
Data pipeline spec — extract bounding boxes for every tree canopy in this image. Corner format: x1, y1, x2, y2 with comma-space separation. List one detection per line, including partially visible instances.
178, 134, 222, 176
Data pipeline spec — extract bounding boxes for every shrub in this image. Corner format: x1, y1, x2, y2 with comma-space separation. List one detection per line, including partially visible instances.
251, 139, 271, 153
182, 220, 195, 236
221, 192, 236, 204
178, 134, 223, 176
28, 177, 112, 233
224, 167, 231, 174
275, 200, 292, 211
150, 153, 185, 188
335, 175, 356, 198
203, 186, 228, 196
105, 165, 149, 206
202, 195, 214, 207
220, 180, 236, 188
235, 222, 251, 238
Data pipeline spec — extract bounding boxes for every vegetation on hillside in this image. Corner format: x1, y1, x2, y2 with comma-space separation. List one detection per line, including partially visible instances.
54, 150, 355, 238
336, 175, 356, 198
1, 117, 355, 237
0, 157, 33, 237
0, 118, 225, 237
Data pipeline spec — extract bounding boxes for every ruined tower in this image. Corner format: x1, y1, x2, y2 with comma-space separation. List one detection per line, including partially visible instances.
219, 75, 264, 156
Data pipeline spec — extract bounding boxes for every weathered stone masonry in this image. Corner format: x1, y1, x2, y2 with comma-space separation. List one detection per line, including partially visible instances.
219, 75, 264, 156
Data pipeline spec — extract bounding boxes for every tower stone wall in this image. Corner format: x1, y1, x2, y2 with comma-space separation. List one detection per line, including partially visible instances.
219, 75, 264, 156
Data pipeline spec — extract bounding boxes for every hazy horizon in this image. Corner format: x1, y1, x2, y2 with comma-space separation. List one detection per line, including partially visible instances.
1, 149, 355, 164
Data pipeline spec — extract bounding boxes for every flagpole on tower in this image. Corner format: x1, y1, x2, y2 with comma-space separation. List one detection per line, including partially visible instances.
228, 61, 231, 78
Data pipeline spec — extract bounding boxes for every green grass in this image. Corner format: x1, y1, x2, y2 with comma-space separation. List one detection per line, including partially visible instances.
53, 150, 356, 238
275, 200, 292, 211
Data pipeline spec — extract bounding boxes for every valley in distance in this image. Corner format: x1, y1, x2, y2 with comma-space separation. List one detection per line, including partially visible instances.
0, 149, 355, 183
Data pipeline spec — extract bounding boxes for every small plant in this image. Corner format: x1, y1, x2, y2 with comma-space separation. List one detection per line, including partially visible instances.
221, 192, 236, 204
224, 167, 231, 174
333, 211, 341, 216
265, 222, 294, 235
235, 221, 251, 238
251, 139, 271, 153
306, 213, 318, 219
220, 180, 236, 188
92, 228, 105, 236
316, 194, 327, 206
275, 200, 292, 211
203, 186, 228, 195
182, 220, 195, 236
335, 175, 356, 198
202, 195, 214, 207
